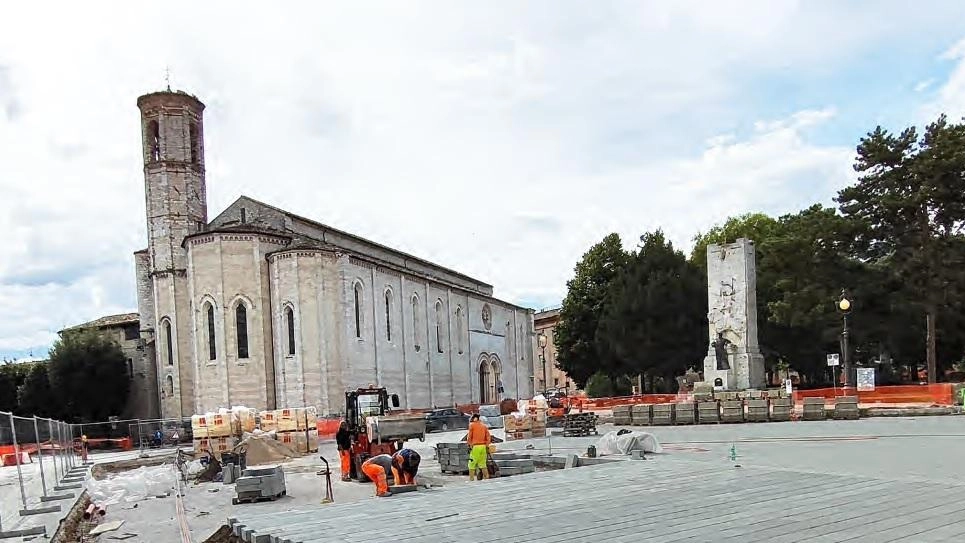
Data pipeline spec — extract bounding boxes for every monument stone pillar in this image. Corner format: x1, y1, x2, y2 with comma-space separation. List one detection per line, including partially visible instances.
702, 238, 766, 390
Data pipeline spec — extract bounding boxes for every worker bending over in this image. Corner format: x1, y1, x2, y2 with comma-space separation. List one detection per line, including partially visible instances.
361, 454, 394, 497
467, 414, 492, 481
391, 448, 421, 485
335, 421, 352, 481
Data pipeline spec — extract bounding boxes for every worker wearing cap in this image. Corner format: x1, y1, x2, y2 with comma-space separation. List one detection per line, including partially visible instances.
360, 454, 394, 497
335, 421, 352, 481
467, 414, 491, 481
391, 448, 421, 486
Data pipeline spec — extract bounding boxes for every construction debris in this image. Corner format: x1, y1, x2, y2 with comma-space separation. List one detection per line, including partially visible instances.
89, 520, 125, 535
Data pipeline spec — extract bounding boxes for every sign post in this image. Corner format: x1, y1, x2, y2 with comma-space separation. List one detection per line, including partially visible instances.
827, 354, 840, 397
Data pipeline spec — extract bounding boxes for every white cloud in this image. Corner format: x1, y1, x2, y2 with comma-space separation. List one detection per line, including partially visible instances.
0, 2, 959, 356
926, 37, 965, 120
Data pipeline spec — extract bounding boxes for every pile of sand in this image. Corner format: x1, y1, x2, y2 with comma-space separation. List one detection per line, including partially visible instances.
235, 432, 298, 466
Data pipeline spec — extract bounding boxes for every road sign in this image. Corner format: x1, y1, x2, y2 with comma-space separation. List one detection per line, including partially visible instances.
857, 368, 875, 391
827, 354, 840, 367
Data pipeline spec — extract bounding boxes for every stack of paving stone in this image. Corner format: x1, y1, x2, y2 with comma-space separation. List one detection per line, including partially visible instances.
611, 405, 633, 426
651, 403, 675, 425
562, 413, 598, 437
435, 442, 470, 475
491, 452, 534, 476
720, 399, 745, 423
697, 400, 720, 424
674, 402, 696, 424
745, 398, 769, 421
802, 397, 827, 421
833, 396, 860, 420
769, 397, 793, 421
631, 404, 652, 426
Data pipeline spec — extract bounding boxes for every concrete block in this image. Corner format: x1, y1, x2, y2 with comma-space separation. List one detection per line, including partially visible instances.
697, 401, 720, 424
674, 403, 695, 424
651, 403, 675, 425
802, 397, 827, 421
745, 399, 769, 422
564, 454, 580, 469
631, 404, 652, 425
720, 400, 744, 423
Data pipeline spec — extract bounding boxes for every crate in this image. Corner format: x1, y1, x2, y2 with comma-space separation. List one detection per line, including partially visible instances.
259, 410, 278, 432
674, 402, 696, 425
745, 399, 769, 422
720, 400, 744, 423
611, 405, 633, 426
207, 413, 233, 438
631, 404, 652, 426
562, 413, 598, 437
770, 397, 793, 421
651, 404, 675, 425
697, 401, 720, 424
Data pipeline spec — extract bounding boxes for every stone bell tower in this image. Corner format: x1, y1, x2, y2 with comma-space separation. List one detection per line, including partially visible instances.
137, 89, 208, 418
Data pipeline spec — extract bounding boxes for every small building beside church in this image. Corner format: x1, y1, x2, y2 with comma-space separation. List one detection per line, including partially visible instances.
119, 88, 536, 419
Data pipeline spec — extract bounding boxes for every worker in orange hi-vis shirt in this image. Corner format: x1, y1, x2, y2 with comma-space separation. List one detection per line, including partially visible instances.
361, 454, 394, 497
335, 421, 352, 481
466, 414, 492, 481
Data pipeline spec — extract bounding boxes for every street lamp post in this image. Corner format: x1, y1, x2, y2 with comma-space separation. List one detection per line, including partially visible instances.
538, 332, 548, 394
838, 290, 853, 389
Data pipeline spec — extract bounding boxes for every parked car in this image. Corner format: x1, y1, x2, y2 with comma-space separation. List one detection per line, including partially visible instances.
425, 408, 470, 433
478, 404, 504, 428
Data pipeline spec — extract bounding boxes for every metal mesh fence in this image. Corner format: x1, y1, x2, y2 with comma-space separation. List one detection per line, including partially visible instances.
129, 418, 192, 451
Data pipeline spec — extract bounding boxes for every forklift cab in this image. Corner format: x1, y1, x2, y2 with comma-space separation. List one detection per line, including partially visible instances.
345, 387, 401, 434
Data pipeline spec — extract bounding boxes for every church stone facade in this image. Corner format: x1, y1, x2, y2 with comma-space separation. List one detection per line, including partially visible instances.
133, 89, 536, 419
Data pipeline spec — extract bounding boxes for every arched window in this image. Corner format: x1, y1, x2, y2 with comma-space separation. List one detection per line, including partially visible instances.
147, 120, 160, 162
286, 306, 296, 356
455, 306, 464, 355
189, 122, 200, 164
353, 283, 363, 338
166, 375, 174, 397
435, 300, 444, 353
479, 356, 492, 404
236, 304, 249, 359
205, 303, 216, 361
163, 319, 174, 366
384, 289, 393, 342
411, 294, 421, 351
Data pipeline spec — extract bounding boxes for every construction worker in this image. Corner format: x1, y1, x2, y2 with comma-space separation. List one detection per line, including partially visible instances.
391, 448, 421, 486
335, 421, 352, 481
467, 414, 491, 481
80, 434, 89, 461
361, 454, 394, 497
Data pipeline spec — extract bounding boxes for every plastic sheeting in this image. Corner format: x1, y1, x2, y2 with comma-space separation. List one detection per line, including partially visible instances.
86, 465, 177, 506
593, 431, 663, 456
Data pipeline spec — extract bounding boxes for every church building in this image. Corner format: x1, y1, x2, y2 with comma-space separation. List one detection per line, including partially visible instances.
133, 89, 536, 419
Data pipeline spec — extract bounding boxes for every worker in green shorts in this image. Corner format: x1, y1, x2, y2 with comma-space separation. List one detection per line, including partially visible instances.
466, 413, 491, 480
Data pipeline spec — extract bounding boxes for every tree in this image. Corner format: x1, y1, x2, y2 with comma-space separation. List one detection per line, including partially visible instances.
837, 116, 965, 382
17, 362, 58, 418
0, 363, 32, 413
554, 233, 630, 389
48, 330, 130, 423
690, 213, 781, 271
584, 372, 632, 398
596, 231, 707, 391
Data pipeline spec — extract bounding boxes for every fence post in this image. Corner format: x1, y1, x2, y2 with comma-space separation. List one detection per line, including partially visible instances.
9, 412, 30, 510
66, 423, 74, 469
33, 417, 48, 497
47, 419, 59, 483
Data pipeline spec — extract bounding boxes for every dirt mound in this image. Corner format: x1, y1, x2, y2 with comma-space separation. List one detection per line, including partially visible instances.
235, 433, 298, 466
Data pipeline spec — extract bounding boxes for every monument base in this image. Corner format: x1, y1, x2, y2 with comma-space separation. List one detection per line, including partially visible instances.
703, 352, 766, 390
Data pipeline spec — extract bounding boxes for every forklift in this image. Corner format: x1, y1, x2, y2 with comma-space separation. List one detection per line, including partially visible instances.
344, 387, 425, 481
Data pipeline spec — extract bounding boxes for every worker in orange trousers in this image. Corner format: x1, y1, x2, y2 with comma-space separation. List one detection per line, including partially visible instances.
335, 421, 352, 481
391, 449, 421, 485
361, 454, 394, 497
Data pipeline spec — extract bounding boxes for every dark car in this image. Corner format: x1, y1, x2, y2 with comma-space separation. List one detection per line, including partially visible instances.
425, 408, 470, 433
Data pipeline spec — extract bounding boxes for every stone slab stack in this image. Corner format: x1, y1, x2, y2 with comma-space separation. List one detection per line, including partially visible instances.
674, 402, 696, 424
611, 405, 633, 426
435, 442, 470, 475
720, 400, 745, 423
631, 404, 652, 426
697, 401, 720, 424
770, 397, 792, 421
802, 397, 827, 421
494, 456, 535, 477
651, 404, 675, 425
745, 399, 769, 422
503, 414, 533, 440
562, 413, 598, 437
833, 396, 860, 420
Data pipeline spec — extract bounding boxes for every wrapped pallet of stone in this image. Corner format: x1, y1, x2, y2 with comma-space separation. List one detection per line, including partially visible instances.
194, 437, 211, 454
674, 402, 695, 424
697, 401, 720, 424
631, 404, 652, 426
833, 396, 859, 420
276, 408, 301, 432
720, 399, 744, 423
191, 414, 209, 439
259, 410, 278, 432
206, 412, 233, 438
611, 405, 633, 426
769, 397, 793, 421
651, 403, 675, 425
802, 397, 827, 421
745, 398, 769, 422
296, 407, 318, 431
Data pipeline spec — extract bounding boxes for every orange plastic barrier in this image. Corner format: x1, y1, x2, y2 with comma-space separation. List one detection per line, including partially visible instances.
316, 419, 341, 439
794, 384, 955, 405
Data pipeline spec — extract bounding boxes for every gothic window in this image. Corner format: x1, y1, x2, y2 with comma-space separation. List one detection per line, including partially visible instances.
353, 283, 363, 338
286, 306, 296, 356
384, 289, 393, 342
163, 319, 174, 366
435, 300, 444, 353
455, 306, 464, 354
189, 122, 200, 164
236, 304, 249, 359
411, 294, 421, 351
205, 303, 217, 361
147, 120, 160, 162
166, 375, 174, 397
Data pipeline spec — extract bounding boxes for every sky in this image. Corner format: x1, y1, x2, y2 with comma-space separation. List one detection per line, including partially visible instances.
2, 1, 965, 361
